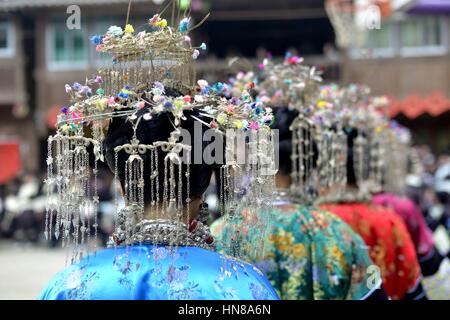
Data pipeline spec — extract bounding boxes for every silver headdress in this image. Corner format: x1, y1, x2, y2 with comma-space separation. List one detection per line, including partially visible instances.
257, 56, 323, 203
311, 84, 406, 204
45, 4, 275, 263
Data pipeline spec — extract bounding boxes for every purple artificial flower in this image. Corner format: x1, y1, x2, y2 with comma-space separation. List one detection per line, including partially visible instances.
95, 76, 103, 84
60, 106, 69, 115
230, 97, 240, 105
153, 81, 164, 91
80, 86, 92, 96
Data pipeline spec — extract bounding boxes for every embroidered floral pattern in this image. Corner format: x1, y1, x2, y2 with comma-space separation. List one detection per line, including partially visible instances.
211, 204, 375, 300
320, 202, 422, 300
39, 245, 278, 300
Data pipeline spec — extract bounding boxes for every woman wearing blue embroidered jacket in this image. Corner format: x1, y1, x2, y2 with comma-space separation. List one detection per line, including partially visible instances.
39, 102, 278, 300
39, 7, 278, 300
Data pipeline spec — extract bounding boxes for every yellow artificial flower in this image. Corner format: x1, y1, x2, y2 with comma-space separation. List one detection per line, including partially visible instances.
234, 120, 243, 129
217, 113, 227, 125
95, 98, 108, 111
317, 100, 327, 108
157, 19, 167, 28
61, 124, 70, 133
124, 24, 134, 34
174, 99, 184, 109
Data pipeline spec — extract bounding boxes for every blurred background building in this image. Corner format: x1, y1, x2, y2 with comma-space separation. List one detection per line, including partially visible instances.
0, 0, 449, 299
0, 0, 450, 176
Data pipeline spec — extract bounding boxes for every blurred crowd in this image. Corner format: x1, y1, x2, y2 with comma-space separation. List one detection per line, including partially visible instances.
406, 145, 450, 255
1, 145, 449, 255
0, 166, 115, 247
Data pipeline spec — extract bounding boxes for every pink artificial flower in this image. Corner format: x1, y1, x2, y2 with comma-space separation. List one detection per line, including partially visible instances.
249, 121, 259, 131
107, 97, 116, 106
95, 76, 103, 84
209, 120, 218, 129
226, 105, 235, 113
192, 49, 200, 59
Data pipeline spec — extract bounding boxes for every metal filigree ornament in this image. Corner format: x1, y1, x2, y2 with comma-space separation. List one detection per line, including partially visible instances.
216, 99, 276, 260
311, 85, 409, 204
45, 5, 275, 261
212, 57, 324, 259
45, 126, 102, 263
257, 56, 323, 204
366, 96, 411, 195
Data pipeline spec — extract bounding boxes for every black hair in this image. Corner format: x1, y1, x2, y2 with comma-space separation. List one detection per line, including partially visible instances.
103, 89, 213, 207
344, 127, 360, 186
271, 107, 298, 176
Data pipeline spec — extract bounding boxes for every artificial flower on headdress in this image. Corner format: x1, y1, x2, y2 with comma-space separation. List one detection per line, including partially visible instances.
149, 14, 167, 28
124, 24, 135, 34
179, 17, 190, 32
107, 26, 123, 38
151, 81, 165, 96
90, 35, 102, 45
192, 49, 200, 59
149, 14, 161, 26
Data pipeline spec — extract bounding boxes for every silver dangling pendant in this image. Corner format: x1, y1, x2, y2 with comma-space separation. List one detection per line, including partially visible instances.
198, 201, 209, 225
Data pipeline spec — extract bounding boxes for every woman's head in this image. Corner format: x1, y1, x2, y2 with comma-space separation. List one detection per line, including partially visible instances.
103, 90, 213, 211
271, 107, 298, 187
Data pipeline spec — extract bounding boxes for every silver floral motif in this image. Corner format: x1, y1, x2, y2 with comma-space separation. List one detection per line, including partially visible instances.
109, 218, 215, 251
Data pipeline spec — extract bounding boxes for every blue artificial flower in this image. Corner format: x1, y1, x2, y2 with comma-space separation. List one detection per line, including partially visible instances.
164, 101, 173, 109
179, 17, 190, 33
202, 86, 211, 94
90, 35, 102, 45
118, 91, 129, 99
72, 82, 82, 90
200, 42, 207, 51
214, 82, 224, 92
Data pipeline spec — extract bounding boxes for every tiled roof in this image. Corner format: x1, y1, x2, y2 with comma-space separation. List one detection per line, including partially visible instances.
408, 0, 450, 14
389, 91, 450, 119
0, 0, 150, 10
